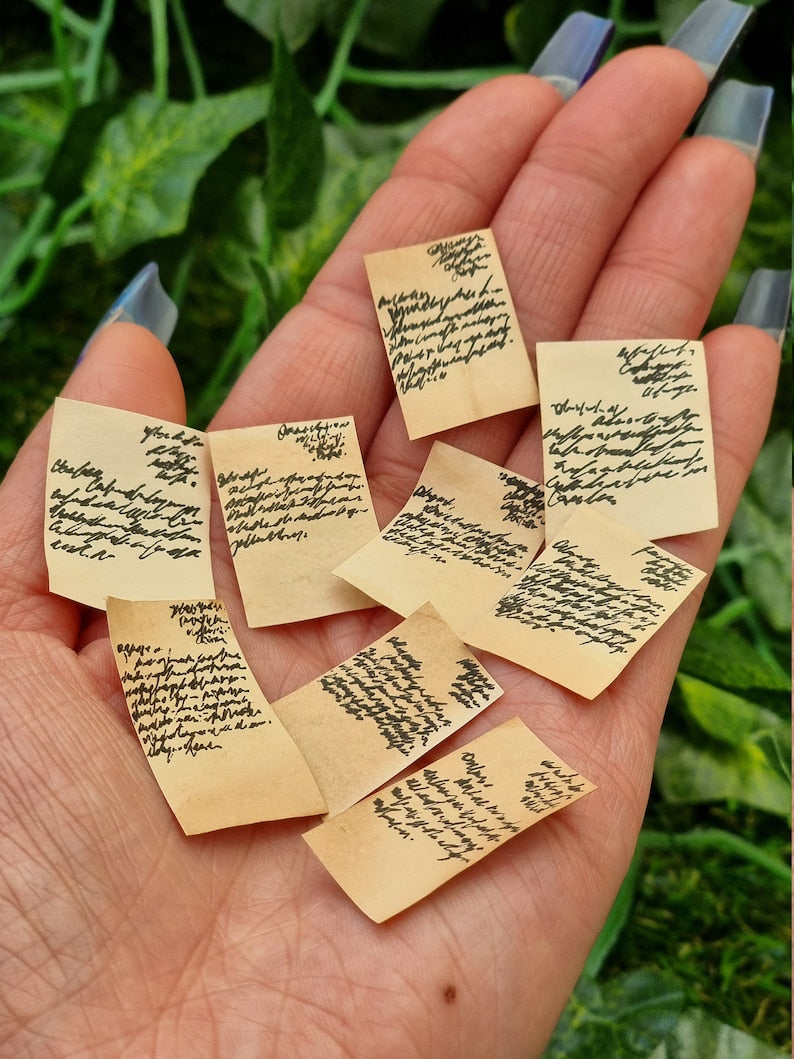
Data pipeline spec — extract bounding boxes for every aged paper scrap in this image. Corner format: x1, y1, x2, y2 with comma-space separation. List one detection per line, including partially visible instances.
536, 339, 718, 540
45, 398, 215, 609
335, 441, 545, 634
208, 418, 379, 627
303, 716, 595, 922
365, 228, 538, 439
464, 507, 706, 700
107, 597, 327, 834
272, 603, 503, 817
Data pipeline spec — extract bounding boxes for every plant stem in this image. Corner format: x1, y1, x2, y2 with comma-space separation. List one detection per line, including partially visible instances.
342, 64, 521, 90
0, 66, 87, 94
0, 113, 59, 148
149, 0, 170, 102
168, 0, 206, 99
0, 194, 92, 318
80, 0, 117, 104
314, 0, 371, 117
50, 0, 78, 117
27, 0, 94, 39
639, 828, 791, 885
0, 174, 44, 196
0, 196, 56, 297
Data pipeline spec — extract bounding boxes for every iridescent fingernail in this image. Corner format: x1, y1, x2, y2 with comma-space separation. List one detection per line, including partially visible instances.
666, 0, 755, 83
77, 262, 178, 364
529, 11, 614, 101
693, 80, 773, 164
733, 269, 792, 347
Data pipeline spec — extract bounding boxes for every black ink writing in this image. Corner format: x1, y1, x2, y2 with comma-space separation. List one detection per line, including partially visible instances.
382, 484, 530, 577
498, 472, 544, 530
426, 232, 489, 279
632, 545, 696, 592
372, 752, 520, 862
276, 420, 348, 462
494, 538, 665, 654
521, 759, 586, 814
448, 658, 495, 710
617, 340, 697, 401
215, 465, 369, 555
141, 423, 204, 487
47, 456, 205, 563
169, 600, 227, 644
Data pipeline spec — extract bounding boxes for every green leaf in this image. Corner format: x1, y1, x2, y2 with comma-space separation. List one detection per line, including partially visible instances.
328, 0, 446, 58
43, 101, 123, 207
224, 0, 332, 49
85, 86, 269, 258
648, 1007, 788, 1058
505, 0, 579, 67
265, 33, 324, 229
654, 731, 791, 818
728, 431, 792, 633
583, 853, 640, 979
654, 0, 699, 43
676, 673, 787, 747
543, 969, 685, 1058
679, 620, 790, 692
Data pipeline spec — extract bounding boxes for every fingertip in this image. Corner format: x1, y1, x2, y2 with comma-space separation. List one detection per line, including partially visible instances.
64, 322, 187, 425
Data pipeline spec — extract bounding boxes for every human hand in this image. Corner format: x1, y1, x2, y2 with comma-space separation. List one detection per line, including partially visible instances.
0, 23, 782, 1059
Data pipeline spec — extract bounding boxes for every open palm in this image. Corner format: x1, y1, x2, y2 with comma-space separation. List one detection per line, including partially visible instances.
0, 48, 780, 1057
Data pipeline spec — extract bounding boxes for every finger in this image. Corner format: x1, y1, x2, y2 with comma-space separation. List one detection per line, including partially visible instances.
0, 324, 185, 643
210, 74, 564, 438
364, 46, 710, 518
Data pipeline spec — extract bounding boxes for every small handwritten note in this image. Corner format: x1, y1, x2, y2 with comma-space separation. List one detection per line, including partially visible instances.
464, 507, 706, 699
208, 418, 378, 627
303, 717, 595, 921
335, 442, 545, 634
537, 339, 718, 540
272, 603, 502, 816
365, 229, 538, 439
106, 597, 326, 833
45, 398, 214, 609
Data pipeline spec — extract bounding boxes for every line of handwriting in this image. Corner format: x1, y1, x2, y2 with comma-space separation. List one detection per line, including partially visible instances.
426, 232, 490, 279
616, 340, 697, 401
276, 421, 348, 462
140, 424, 205, 487
522, 759, 587, 813
498, 471, 544, 530
382, 484, 530, 576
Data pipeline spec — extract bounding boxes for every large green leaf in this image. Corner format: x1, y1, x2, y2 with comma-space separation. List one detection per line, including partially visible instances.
676, 673, 789, 747
265, 33, 324, 229
327, 0, 446, 58
649, 1007, 788, 1059
543, 969, 685, 1057
728, 431, 792, 633
85, 86, 269, 258
679, 620, 790, 692
654, 731, 791, 818
224, 0, 332, 49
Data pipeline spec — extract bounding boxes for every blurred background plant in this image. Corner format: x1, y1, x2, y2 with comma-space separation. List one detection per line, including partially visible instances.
0, 0, 790, 1054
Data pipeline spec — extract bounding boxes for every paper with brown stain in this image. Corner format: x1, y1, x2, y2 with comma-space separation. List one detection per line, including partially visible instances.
106, 597, 327, 833
464, 507, 706, 700
272, 603, 503, 816
45, 398, 214, 609
537, 339, 718, 540
208, 418, 378, 627
303, 716, 595, 922
335, 442, 545, 635
365, 229, 538, 439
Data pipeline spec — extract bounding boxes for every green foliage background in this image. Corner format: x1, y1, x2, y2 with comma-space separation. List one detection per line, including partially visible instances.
0, 1, 790, 1054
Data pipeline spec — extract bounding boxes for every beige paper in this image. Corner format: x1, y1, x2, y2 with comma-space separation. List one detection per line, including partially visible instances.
335, 442, 545, 634
208, 418, 378, 627
536, 339, 718, 540
464, 507, 706, 700
365, 229, 538, 439
304, 716, 595, 922
272, 603, 503, 816
45, 398, 214, 609
106, 597, 327, 833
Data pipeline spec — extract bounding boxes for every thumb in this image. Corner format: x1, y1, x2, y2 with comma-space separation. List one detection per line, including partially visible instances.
0, 323, 186, 640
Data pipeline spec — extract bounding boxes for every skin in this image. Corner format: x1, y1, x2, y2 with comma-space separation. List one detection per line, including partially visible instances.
0, 46, 781, 1058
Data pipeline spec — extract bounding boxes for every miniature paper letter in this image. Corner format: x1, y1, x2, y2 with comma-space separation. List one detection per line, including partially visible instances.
537, 339, 718, 540
45, 398, 215, 609
272, 603, 503, 816
464, 507, 706, 700
335, 442, 545, 634
106, 597, 327, 833
365, 228, 538, 439
303, 716, 595, 922
208, 418, 378, 627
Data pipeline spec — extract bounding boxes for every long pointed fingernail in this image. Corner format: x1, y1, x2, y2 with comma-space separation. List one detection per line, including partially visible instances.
733, 269, 792, 347
667, 0, 755, 82
529, 12, 614, 101
693, 80, 773, 163
77, 262, 178, 364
